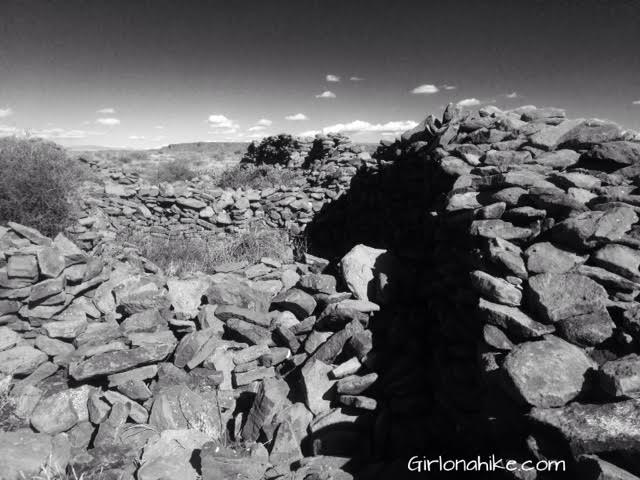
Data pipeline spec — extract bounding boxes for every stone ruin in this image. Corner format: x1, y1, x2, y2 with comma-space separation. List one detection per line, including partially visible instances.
2, 104, 640, 479
71, 133, 373, 248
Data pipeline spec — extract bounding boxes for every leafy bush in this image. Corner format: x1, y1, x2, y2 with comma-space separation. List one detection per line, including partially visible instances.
242, 134, 297, 166
155, 160, 197, 183
0, 137, 87, 236
126, 223, 292, 276
215, 164, 305, 190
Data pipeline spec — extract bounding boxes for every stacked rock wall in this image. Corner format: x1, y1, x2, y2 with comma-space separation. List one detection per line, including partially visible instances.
305, 103, 640, 477
72, 134, 374, 248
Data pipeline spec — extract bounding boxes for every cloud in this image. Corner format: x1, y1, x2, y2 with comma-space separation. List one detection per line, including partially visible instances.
285, 113, 308, 121
34, 128, 105, 139
154, 125, 165, 129
208, 114, 239, 133
0, 108, 13, 118
257, 118, 272, 126
457, 98, 481, 107
411, 84, 439, 94
0, 125, 18, 135
249, 133, 266, 139
97, 107, 115, 114
350, 76, 364, 81
442, 85, 457, 90
633, 100, 640, 105
308, 119, 418, 136
326, 74, 340, 82
315, 90, 336, 99
96, 117, 120, 126
128, 135, 146, 140
506, 92, 519, 99
248, 125, 266, 132
299, 130, 320, 137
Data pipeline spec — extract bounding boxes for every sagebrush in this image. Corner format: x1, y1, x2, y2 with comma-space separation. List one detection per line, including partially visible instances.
125, 223, 292, 276
0, 137, 87, 236
214, 164, 304, 190
154, 160, 197, 183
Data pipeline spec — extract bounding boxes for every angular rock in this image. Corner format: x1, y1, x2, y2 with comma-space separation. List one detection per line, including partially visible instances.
503, 336, 594, 407
470, 270, 522, 306
527, 273, 608, 323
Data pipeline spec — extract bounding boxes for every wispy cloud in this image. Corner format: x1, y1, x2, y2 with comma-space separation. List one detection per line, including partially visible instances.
0, 125, 19, 135
35, 128, 104, 139
506, 92, 519, 99
97, 107, 115, 114
442, 85, 457, 90
457, 98, 481, 107
0, 108, 14, 118
315, 90, 336, 99
96, 117, 120, 126
154, 125, 165, 129
257, 118, 272, 126
128, 135, 145, 140
208, 114, 239, 133
285, 113, 308, 121
633, 100, 640, 105
326, 74, 340, 82
350, 76, 364, 81
302, 119, 418, 137
248, 125, 266, 132
411, 84, 439, 94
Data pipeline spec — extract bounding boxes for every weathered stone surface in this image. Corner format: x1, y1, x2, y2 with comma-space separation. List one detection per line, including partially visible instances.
301, 358, 335, 414
555, 307, 615, 347
530, 399, 640, 455
558, 120, 623, 149
200, 441, 268, 480
592, 244, 640, 282
205, 274, 271, 312
242, 376, 290, 442
503, 336, 594, 407
340, 244, 389, 301
527, 273, 608, 323
589, 141, 640, 166
470, 270, 522, 306
0, 431, 70, 480
553, 207, 638, 250
271, 288, 316, 319
525, 242, 586, 274
0, 346, 47, 376
69, 336, 176, 381
599, 354, 640, 399
167, 278, 209, 318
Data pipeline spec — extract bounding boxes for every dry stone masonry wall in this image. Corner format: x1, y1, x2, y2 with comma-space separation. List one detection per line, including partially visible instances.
71, 134, 373, 249
3, 104, 640, 480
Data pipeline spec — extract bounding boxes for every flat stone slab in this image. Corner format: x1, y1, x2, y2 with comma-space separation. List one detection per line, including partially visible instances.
503, 335, 594, 407
530, 399, 640, 455
527, 273, 608, 323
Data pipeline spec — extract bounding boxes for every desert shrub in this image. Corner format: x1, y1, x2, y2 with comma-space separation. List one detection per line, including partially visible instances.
241, 134, 297, 166
215, 164, 305, 190
126, 223, 291, 276
0, 137, 87, 236
155, 160, 196, 183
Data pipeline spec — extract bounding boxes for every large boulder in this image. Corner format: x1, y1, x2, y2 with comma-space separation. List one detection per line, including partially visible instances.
503, 336, 594, 407
340, 244, 395, 302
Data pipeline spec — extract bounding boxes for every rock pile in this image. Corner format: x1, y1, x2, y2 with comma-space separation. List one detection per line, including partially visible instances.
364, 103, 640, 477
72, 134, 373, 247
0, 221, 390, 480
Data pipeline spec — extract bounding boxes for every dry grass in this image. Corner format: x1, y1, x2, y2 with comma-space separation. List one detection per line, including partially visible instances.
213, 164, 305, 190
154, 160, 197, 183
0, 137, 88, 236
125, 223, 292, 276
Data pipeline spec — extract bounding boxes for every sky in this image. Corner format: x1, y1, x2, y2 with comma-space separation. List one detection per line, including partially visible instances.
0, 0, 639, 148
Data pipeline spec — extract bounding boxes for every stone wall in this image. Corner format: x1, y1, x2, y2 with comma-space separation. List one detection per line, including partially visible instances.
70, 134, 373, 249
3, 103, 640, 479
